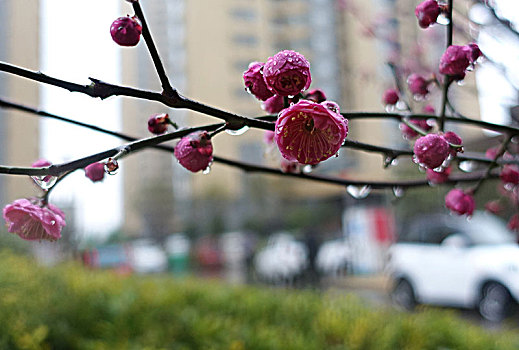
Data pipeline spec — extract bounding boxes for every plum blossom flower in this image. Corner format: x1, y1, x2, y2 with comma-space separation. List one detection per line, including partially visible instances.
413, 133, 450, 169
243, 62, 274, 101
485, 200, 503, 215
445, 188, 475, 216
407, 74, 429, 97
439, 44, 480, 79
415, 0, 441, 29
174, 131, 213, 172
147, 113, 170, 135
110, 16, 142, 47
508, 214, 519, 232
382, 88, 399, 106
263, 50, 311, 96
263, 130, 275, 145
3, 198, 66, 241
85, 162, 106, 183
275, 100, 348, 165
500, 165, 519, 185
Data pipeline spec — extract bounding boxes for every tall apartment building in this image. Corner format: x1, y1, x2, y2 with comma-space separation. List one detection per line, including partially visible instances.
0, 1, 40, 204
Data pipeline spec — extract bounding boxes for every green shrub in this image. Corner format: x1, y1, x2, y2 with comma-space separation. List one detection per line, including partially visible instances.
0, 250, 517, 349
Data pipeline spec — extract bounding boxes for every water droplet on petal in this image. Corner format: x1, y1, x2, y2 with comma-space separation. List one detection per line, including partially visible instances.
385, 105, 396, 113
31, 175, 58, 191
202, 163, 212, 174
226, 126, 249, 136
395, 101, 407, 110
392, 186, 405, 198
458, 160, 477, 173
437, 14, 450, 25
302, 165, 313, 173
346, 185, 372, 199
456, 80, 465, 86
504, 183, 515, 191
50, 220, 56, 225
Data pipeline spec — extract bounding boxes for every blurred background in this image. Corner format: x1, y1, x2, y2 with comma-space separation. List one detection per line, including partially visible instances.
0, 0, 518, 301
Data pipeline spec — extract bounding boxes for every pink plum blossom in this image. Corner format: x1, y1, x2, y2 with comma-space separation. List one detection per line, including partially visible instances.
500, 165, 519, 185
439, 45, 471, 79
110, 16, 142, 47
263, 50, 311, 96
85, 162, 106, 183
174, 131, 213, 172
413, 133, 450, 169
3, 198, 66, 241
445, 188, 475, 216
304, 89, 327, 103
407, 74, 429, 97
382, 88, 399, 106
243, 62, 274, 101
415, 0, 441, 29
274, 100, 348, 165
508, 214, 519, 232
485, 200, 503, 215
147, 113, 170, 135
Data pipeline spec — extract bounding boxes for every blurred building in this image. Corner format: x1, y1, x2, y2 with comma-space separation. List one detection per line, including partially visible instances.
0, 1, 40, 203
120, 0, 485, 238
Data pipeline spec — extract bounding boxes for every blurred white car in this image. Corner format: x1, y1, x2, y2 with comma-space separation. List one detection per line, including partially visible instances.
388, 211, 519, 322
129, 239, 168, 274
316, 239, 351, 276
254, 233, 308, 284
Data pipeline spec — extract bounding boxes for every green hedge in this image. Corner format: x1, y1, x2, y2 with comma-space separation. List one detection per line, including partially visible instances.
0, 250, 517, 350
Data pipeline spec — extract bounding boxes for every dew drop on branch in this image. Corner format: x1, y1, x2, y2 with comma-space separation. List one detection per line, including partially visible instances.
225, 126, 249, 136
31, 175, 58, 191
392, 186, 405, 198
458, 160, 477, 173
346, 185, 371, 199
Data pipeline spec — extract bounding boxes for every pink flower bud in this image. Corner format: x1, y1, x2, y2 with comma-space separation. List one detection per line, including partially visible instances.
500, 165, 519, 185
263, 50, 312, 96
508, 214, 519, 232
174, 131, 213, 172
426, 166, 451, 184
304, 89, 327, 103
262, 95, 284, 114
280, 158, 301, 173
110, 16, 142, 47
445, 188, 475, 216
399, 119, 432, 139
415, 0, 441, 29
413, 133, 450, 169
243, 62, 274, 101
407, 74, 429, 97
439, 45, 470, 79
275, 100, 348, 165
442, 131, 463, 156
485, 200, 503, 215
382, 88, 399, 106
423, 104, 435, 114
147, 113, 170, 135
85, 162, 106, 183
3, 198, 66, 241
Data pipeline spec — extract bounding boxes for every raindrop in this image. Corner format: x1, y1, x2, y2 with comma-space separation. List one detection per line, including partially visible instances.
395, 101, 407, 110
302, 165, 313, 173
104, 158, 119, 175
50, 220, 56, 226
504, 183, 515, 192
458, 160, 477, 173
385, 105, 396, 113
225, 125, 249, 136
346, 185, 372, 199
456, 80, 465, 86
383, 155, 398, 168
202, 164, 212, 175
31, 175, 58, 191
392, 186, 405, 198
436, 14, 450, 25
